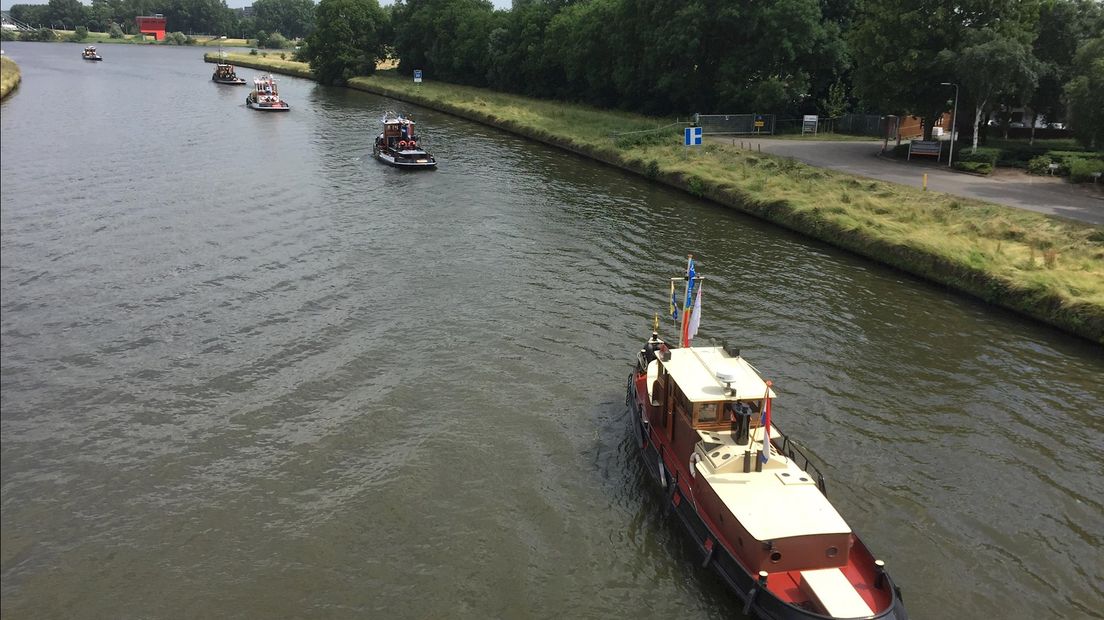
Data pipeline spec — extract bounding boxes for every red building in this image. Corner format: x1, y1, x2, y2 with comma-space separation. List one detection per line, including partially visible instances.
135, 15, 166, 41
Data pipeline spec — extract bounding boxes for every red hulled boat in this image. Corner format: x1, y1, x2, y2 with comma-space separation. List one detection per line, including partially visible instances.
627, 255, 907, 620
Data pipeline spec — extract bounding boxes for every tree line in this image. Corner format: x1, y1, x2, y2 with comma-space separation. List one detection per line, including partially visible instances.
9, 0, 315, 40
9, 0, 1103, 147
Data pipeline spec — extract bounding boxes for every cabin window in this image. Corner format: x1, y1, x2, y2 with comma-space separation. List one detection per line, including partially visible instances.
697, 402, 719, 423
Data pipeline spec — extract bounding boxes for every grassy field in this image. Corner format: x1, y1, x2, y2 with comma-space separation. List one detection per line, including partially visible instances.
1, 56, 21, 100
204, 52, 312, 79
209, 54, 1104, 343
50, 31, 254, 46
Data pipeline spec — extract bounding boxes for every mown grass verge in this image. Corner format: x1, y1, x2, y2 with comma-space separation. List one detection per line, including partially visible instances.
52, 31, 254, 46
207, 53, 1104, 344
1, 56, 21, 100
204, 52, 312, 79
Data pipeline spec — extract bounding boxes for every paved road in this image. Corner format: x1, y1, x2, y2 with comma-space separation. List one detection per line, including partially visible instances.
711, 138, 1104, 225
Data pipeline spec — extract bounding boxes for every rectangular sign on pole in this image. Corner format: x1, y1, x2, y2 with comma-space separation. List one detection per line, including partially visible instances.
413, 69, 423, 83
802, 114, 818, 135
684, 126, 702, 146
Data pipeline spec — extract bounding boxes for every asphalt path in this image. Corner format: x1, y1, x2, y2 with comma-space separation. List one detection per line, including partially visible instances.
710, 137, 1104, 225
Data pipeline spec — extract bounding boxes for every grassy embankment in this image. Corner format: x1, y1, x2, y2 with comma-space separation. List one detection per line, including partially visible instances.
48, 31, 253, 46
208, 52, 1104, 344
1, 56, 21, 99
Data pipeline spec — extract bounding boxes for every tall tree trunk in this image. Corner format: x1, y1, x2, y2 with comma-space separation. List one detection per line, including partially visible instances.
1029, 110, 1038, 145
972, 101, 985, 153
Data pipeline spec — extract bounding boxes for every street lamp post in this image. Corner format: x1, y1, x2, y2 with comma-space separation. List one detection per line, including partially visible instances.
941, 82, 959, 168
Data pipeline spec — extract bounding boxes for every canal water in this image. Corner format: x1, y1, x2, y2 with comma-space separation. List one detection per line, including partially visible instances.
2, 42, 1102, 619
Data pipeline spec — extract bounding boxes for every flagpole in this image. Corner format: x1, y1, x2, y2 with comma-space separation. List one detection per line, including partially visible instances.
759, 380, 773, 465
680, 254, 693, 347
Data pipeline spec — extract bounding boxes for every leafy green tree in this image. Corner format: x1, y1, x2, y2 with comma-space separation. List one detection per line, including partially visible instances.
849, 0, 1040, 139
69, 25, 89, 41
253, 0, 315, 40
540, 0, 621, 106
820, 79, 849, 118
1028, 0, 1104, 139
1064, 37, 1104, 148
955, 27, 1042, 152
303, 0, 388, 85
392, 0, 497, 87
109, 22, 125, 38
10, 4, 52, 28
46, 0, 88, 29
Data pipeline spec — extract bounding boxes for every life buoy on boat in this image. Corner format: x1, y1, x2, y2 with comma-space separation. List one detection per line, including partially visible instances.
409, 140, 417, 148
657, 455, 668, 489
689, 452, 702, 478
398, 140, 408, 149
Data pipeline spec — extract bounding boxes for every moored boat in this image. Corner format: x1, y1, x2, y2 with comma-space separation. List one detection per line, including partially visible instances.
245, 75, 289, 111
81, 46, 102, 61
212, 62, 246, 85
627, 255, 908, 620
373, 112, 437, 169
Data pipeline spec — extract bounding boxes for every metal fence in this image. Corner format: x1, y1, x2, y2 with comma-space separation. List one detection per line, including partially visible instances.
833, 113, 884, 137
697, 114, 775, 136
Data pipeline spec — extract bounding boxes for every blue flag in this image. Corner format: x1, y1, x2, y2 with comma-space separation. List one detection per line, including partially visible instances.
684, 258, 697, 308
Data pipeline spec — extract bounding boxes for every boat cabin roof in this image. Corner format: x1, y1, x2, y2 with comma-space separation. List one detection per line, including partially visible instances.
661, 346, 776, 403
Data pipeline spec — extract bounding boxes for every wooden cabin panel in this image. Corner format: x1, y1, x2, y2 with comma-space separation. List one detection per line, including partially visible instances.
694, 475, 759, 567
693, 476, 851, 573
672, 408, 698, 464
758, 532, 851, 573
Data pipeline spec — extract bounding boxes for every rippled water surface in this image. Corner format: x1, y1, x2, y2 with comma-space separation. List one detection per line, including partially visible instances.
2, 42, 1102, 619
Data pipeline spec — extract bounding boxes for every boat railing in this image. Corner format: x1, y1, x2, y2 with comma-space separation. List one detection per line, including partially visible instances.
772, 431, 828, 497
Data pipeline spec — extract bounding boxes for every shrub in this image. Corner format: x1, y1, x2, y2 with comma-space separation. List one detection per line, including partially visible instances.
279, 52, 286, 60
0, 29, 17, 41
255, 30, 269, 48
293, 40, 309, 62
67, 26, 88, 42
249, 48, 258, 55
957, 147, 1000, 167
108, 23, 124, 38
267, 33, 290, 49
162, 31, 192, 45
1027, 155, 1053, 175
1068, 158, 1104, 183
954, 161, 994, 175
25, 28, 57, 42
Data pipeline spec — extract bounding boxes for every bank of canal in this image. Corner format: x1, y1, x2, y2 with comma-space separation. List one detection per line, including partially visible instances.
208, 53, 1104, 344
1, 56, 21, 100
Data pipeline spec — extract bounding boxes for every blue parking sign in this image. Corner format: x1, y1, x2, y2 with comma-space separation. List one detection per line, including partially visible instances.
684, 126, 702, 146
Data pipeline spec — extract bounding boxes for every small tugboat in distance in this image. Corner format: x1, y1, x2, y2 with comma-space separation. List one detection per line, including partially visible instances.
81, 46, 102, 61
627, 255, 908, 620
245, 75, 289, 111
373, 112, 437, 169
212, 63, 246, 85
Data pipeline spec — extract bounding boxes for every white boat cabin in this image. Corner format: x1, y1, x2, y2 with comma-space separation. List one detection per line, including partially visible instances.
644, 345, 856, 575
